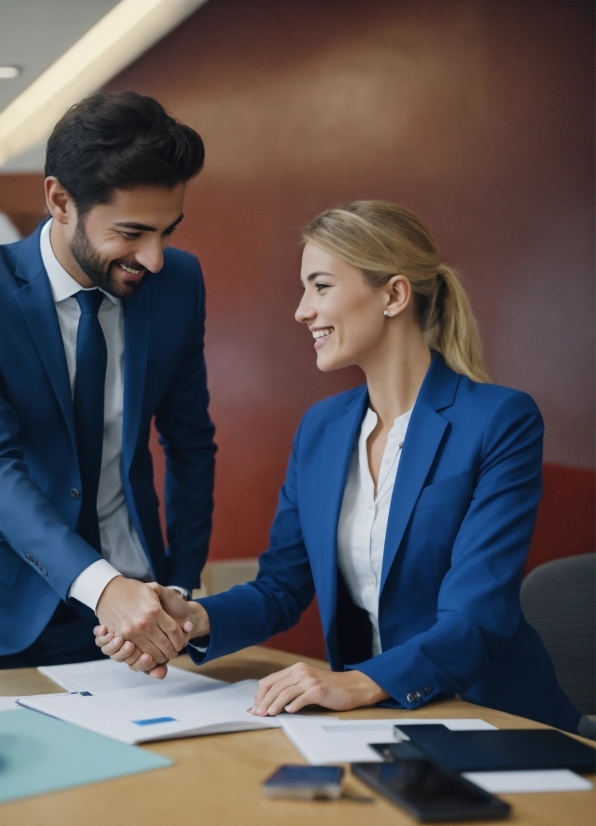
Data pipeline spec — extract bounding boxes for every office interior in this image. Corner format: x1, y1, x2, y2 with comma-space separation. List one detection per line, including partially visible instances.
0, 0, 593, 822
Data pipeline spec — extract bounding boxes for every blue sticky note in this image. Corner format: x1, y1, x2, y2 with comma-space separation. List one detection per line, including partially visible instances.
0, 709, 173, 804
133, 717, 177, 726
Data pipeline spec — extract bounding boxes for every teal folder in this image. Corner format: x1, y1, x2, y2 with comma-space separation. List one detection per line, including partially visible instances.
0, 709, 173, 805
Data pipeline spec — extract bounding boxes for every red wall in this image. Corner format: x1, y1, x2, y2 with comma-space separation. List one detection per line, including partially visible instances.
122, 0, 595, 659
1, 0, 593, 659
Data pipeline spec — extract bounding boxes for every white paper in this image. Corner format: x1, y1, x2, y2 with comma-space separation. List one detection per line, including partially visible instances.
0, 697, 21, 712
39, 658, 226, 693
279, 716, 496, 764
464, 769, 593, 794
18, 679, 280, 744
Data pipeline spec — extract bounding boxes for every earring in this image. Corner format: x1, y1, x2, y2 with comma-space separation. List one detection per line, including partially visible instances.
383, 310, 392, 318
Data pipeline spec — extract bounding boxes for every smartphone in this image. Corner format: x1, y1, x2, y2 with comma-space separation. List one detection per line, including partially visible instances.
261, 765, 344, 800
352, 759, 511, 822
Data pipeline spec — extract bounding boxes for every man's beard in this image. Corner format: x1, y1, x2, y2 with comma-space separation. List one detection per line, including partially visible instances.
70, 218, 143, 299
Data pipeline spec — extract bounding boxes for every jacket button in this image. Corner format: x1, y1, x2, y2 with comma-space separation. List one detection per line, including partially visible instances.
25, 553, 32, 562
70, 488, 81, 500
406, 693, 416, 703
40, 566, 48, 576
424, 685, 432, 695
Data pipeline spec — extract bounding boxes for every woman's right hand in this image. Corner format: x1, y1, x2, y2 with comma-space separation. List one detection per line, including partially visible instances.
93, 584, 210, 679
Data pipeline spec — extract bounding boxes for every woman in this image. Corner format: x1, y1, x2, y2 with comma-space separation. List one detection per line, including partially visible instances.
95, 201, 580, 733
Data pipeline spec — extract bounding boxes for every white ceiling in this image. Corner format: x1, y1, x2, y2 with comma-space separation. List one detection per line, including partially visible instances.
0, 1, 122, 111
0, 0, 123, 170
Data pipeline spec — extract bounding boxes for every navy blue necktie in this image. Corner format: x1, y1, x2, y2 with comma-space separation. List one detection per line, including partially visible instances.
73, 290, 107, 553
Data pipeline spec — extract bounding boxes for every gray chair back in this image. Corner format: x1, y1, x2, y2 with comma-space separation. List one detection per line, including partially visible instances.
521, 554, 595, 715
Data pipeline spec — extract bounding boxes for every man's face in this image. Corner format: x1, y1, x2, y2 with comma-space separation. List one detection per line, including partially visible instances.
69, 183, 186, 299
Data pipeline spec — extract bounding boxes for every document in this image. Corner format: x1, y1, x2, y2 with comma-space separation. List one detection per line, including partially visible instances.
39, 657, 226, 693
18, 679, 280, 744
0, 709, 172, 805
279, 715, 496, 764
463, 769, 593, 794
0, 696, 21, 712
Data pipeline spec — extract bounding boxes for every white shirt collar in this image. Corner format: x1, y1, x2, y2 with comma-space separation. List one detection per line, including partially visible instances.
359, 405, 413, 500
40, 219, 118, 305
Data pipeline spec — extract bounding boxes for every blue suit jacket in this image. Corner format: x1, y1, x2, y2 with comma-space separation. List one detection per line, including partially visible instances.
191, 354, 580, 732
0, 224, 216, 656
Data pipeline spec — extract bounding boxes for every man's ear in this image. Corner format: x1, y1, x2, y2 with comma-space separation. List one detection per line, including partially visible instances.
384, 275, 412, 317
44, 177, 74, 225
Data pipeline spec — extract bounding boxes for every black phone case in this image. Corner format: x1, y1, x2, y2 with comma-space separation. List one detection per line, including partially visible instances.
351, 760, 511, 823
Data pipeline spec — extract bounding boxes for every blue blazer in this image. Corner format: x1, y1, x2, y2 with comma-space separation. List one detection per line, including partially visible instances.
0, 224, 216, 656
191, 353, 580, 733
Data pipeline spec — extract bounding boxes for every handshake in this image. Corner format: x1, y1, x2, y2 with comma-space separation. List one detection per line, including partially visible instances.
93, 578, 210, 679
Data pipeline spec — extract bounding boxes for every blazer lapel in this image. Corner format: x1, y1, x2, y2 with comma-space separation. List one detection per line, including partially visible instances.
13, 230, 77, 451
379, 406, 447, 590
316, 386, 368, 643
122, 278, 151, 477
380, 354, 460, 591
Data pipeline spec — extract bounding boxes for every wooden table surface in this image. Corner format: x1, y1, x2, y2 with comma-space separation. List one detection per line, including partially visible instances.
0, 646, 594, 826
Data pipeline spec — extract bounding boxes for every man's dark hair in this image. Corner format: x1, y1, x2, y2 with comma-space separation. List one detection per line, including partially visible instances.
45, 91, 205, 215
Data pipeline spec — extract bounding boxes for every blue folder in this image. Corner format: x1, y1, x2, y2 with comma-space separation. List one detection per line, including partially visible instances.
0, 709, 173, 805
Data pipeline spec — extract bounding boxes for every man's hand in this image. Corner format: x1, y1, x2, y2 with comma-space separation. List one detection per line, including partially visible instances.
249, 663, 389, 715
95, 577, 189, 665
94, 583, 210, 679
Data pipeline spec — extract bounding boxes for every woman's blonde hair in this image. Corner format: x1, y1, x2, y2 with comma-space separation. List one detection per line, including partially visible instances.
303, 200, 489, 383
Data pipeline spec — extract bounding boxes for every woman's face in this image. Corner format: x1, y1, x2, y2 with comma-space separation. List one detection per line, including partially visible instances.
296, 242, 394, 372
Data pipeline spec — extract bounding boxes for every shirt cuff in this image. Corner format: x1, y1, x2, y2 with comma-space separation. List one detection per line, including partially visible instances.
68, 559, 122, 612
166, 585, 191, 600
187, 638, 210, 653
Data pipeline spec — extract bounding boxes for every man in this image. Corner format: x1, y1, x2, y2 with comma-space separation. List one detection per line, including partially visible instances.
0, 91, 216, 667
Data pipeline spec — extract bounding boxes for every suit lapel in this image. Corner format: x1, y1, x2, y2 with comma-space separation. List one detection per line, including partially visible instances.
380, 353, 460, 591
316, 386, 367, 643
13, 230, 77, 451
122, 278, 151, 477
379, 405, 447, 590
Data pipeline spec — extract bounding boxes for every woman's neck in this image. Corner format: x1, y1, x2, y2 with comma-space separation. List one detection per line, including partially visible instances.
363, 326, 432, 430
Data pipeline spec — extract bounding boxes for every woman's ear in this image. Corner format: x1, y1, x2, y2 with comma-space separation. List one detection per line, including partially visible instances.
44, 177, 74, 225
384, 275, 412, 318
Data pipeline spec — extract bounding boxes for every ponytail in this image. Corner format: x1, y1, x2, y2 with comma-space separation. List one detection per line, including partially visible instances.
303, 200, 489, 383
425, 264, 489, 383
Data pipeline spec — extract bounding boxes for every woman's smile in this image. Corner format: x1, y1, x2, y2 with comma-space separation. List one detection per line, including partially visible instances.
311, 326, 335, 349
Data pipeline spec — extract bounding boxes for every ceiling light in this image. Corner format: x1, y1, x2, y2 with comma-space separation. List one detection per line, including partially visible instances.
0, 0, 210, 167
0, 67, 21, 79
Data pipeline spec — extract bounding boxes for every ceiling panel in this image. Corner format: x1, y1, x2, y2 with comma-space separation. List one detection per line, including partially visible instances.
0, 0, 121, 112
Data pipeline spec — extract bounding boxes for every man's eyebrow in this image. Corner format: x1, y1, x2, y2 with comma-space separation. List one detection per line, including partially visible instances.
114, 214, 184, 233
165, 214, 184, 232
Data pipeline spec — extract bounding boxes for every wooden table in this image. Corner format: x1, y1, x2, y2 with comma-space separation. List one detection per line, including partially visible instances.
1, 646, 594, 826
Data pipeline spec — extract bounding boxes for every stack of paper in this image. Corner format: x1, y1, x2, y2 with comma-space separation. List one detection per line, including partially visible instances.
19, 678, 280, 744
279, 715, 496, 764
0, 696, 21, 712
39, 658, 227, 693
18, 660, 279, 744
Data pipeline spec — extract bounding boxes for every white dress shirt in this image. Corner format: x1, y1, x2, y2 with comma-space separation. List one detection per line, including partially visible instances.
337, 406, 413, 657
40, 220, 152, 611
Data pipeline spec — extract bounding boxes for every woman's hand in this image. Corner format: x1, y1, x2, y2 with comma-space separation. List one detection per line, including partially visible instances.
249, 662, 389, 715
93, 626, 169, 678
93, 583, 210, 679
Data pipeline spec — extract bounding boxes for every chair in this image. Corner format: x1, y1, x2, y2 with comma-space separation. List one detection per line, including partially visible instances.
520, 554, 595, 734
